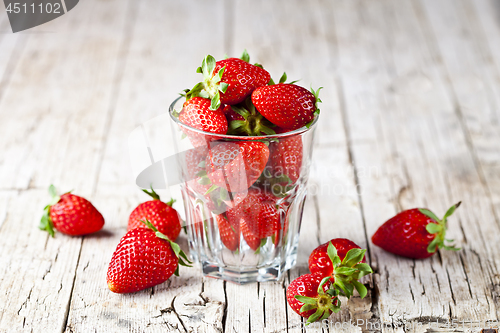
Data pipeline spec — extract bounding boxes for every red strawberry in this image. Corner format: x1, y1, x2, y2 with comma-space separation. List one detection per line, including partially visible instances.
179, 97, 228, 134
240, 218, 262, 251
185, 149, 212, 194
188, 51, 270, 109
269, 135, 303, 184
286, 273, 340, 323
372, 202, 461, 259
107, 220, 191, 293
308, 242, 372, 299
252, 84, 321, 130
205, 141, 269, 193
309, 238, 366, 277
39, 185, 104, 237
216, 214, 239, 251
178, 97, 228, 154
237, 189, 280, 238
128, 188, 181, 242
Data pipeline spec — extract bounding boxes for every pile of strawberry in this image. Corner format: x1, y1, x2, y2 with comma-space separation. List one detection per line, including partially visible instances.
173, 50, 322, 252
178, 50, 321, 139
39, 185, 187, 294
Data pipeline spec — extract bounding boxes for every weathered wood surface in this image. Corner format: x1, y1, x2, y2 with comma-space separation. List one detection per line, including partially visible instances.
0, 0, 499, 332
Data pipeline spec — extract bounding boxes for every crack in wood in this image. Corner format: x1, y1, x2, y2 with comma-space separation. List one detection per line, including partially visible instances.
445, 268, 457, 306
459, 252, 474, 299
61, 238, 83, 333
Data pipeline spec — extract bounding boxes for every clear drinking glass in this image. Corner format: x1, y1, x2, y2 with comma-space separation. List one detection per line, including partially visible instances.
168, 96, 319, 284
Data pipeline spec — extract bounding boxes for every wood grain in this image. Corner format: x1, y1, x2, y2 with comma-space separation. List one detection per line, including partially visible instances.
0, 0, 499, 332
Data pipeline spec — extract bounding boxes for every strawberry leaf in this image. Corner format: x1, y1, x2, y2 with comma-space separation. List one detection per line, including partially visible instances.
219, 82, 229, 93
352, 280, 368, 299
418, 208, 440, 222
333, 277, 349, 297
240, 49, 250, 63
39, 207, 55, 237
48, 184, 57, 198
443, 201, 461, 221
307, 309, 324, 324
300, 304, 316, 313
197, 177, 211, 185
186, 82, 205, 100
216, 66, 225, 82
342, 248, 366, 267
279, 72, 287, 84
210, 91, 221, 110
425, 223, 442, 234
319, 311, 331, 321
142, 186, 161, 201
354, 263, 373, 273
204, 185, 219, 195
294, 295, 317, 305
327, 242, 341, 267
202, 55, 216, 80
427, 236, 440, 253
329, 302, 341, 313
334, 267, 358, 275
317, 276, 331, 294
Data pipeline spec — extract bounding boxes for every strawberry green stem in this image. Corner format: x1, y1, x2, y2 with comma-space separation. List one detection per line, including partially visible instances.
326, 242, 373, 299
227, 98, 276, 136
187, 55, 228, 110
39, 184, 62, 237
421, 201, 461, 253
142, 186, 161, 201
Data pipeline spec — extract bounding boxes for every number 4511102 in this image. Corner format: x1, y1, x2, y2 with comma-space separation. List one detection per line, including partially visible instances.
6, 2, 62, 14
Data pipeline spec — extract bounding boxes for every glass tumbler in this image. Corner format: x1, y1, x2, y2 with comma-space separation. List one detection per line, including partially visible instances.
168, 97, 318, 284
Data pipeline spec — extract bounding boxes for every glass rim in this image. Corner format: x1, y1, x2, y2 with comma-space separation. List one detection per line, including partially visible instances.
168, 96, 320, 139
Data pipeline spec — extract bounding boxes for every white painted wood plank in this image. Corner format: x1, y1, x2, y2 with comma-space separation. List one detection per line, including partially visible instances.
0, 0, 131, 194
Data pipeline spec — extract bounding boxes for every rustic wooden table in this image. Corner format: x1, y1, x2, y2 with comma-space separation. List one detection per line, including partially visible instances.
1, 0, 500, 332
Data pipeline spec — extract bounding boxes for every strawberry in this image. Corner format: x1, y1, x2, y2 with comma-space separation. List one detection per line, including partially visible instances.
371, 202, 461, 259
309, 242, 372, 299
179, 97, 228, 134
216, 214, 239, 251
237, 189, 280, 238
178, 97, 228, 154
286, 273, 340, 324
309, 238, 366, 277
128, 187, 181, 242
240, 218, 262, 251
39, 185, 104, 237
188, 50, 270, 110
252, 84, 322, 130
222, 105, 244, 122
185, 149, 212, 194
269, 135, 303, 184
107, 220, 191, 293
205, 141, 269, 193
